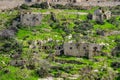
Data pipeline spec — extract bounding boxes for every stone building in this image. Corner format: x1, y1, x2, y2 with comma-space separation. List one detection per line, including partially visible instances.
93, 8, 111, 21
20, 11, 42, 26
12, 11, 42, 27
56, 42, 103, 58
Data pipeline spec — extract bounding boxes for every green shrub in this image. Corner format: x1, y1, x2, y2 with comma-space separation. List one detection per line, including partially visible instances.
31, 2, 49, 9
37, 67, 49, 78
74, 21, 93, 34
20, 4, 30, 9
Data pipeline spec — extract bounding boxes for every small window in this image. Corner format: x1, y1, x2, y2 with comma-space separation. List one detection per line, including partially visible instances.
58, 47, 61, 49
83, 47, 86, 49
70, 47, 72, 50
93, 47, 98, 52
27, 18, 29, 21
36, 18, 39, 21
33, 17, 36, 20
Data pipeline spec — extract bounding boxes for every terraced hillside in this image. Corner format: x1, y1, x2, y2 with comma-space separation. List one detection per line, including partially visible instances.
0, 4, 120, 80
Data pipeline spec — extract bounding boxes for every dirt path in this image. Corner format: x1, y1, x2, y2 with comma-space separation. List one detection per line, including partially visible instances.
42, 11, 88, 15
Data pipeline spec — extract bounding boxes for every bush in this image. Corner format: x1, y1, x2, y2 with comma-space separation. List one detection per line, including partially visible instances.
0, 39, 22, 54
50, 12, 57, 22
37, 67, 49, 78
0, 29, 15, 39
111, 5, 120, 15
52, 3, 84, 10
20, 4, 30, 9
52, 4, 65, 9
96, 19, 104, 25
31, 3, 40, 8
31, 2, 49, 9
111, 61, 120, 69
112, 38, 120, 57
87, 13, 93, 20
74, 21, 93, 34
107, 17, 119, 27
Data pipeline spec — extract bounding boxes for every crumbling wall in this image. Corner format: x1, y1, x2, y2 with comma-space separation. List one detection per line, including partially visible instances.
64, 43, 79, 57
20, 12, 42, 26
56, 42, 103, 58
93, 8, 112, 21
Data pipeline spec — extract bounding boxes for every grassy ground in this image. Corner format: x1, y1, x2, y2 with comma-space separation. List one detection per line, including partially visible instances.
0, 7, 120, 80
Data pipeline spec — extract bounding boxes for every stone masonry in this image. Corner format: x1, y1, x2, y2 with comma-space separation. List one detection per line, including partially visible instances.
93, 8, 111, 21
20, 11, 42, 26
56, 42, 103, 58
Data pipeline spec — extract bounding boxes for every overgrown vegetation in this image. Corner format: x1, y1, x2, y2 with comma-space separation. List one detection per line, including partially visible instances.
0, 5, 120, 80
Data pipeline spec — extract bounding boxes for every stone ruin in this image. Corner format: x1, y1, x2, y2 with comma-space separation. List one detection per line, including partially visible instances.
12, 11, 42, 27
21, 11, 42, 26
93, 8, 111, 21
56, 42, 103, 58
24, 39, 103, 59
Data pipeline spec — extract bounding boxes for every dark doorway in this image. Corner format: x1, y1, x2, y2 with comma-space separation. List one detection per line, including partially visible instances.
25, 0, 32, 2
60, 50, 64, 56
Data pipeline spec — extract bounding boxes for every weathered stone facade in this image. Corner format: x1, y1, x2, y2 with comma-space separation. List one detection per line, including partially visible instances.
12, 11, 42, 27
93, 8, 111, 21
56, 42, 103, 58
20, 12, 42, 26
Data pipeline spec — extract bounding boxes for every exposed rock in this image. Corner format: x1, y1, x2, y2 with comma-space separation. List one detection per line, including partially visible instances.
112, 46, 120, 57
111, 61, 120, 69
10, 60, 26, 67
96, 30, 105, 36
10, 53, 21, 59
37, 67, 49, 78
4, 69, 10, 74
0, 29, 15, 39
93, 8, 111, 21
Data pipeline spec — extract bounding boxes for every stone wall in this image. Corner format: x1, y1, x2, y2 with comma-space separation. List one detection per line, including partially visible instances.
20, 11, 42, 26
56, 42, 103, 58
12, 11, 42, 27
93, 8, 111, 21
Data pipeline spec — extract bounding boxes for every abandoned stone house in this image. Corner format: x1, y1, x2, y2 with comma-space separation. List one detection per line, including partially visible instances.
56, 43, 103, 58
21, 12, 42, 26
12, 11, 42, 27
93, 8, 111, 21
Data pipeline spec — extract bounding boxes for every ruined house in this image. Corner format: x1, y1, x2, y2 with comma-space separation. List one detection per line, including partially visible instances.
12, 11, 42, 27
56, 42, 103, 58
21, 11, 42, 26
93, 8, 111, 21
